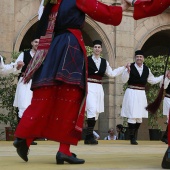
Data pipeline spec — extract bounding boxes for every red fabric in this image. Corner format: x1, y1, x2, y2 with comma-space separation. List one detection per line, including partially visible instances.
59, 143, 71, 156
76, 0, 122, 26
26, 138, 34, 147
15, 83, 84, 145
88, 75, 103, 80
68, 29, 87, 133
134, 0, 170, 20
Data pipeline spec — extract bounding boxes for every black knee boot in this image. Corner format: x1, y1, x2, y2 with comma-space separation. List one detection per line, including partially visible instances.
84, 118, 98, 145
161, 125, 168, 144
128, 123, 138, 145
135, 123, 141, 141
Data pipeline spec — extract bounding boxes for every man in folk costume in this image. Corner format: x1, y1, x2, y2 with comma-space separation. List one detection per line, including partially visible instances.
0, 39, 39, 145
13, 38, 39, 145
125, 0, 170, 168
121, 50, 168, 145
160, 76, 170, 145
85, 40, 127, 145
159, 72, 170, 168
13, 0, 130, 165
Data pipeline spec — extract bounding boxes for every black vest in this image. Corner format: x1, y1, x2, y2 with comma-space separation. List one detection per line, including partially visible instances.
128, 62, 149, 85
18, 50, 32, 79
88, 56, 107, 77
166, 84, 170, 94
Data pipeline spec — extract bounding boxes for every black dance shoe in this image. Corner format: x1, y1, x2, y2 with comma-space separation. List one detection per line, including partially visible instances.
161, 137, 168, 144
13, 138, 29, 162
84, 138, 98, 145
56, 151, 85, 164
31, 141, 37, 145
130, 138, 138, 145
71, 153, 77, 157
162, 147, 170, 169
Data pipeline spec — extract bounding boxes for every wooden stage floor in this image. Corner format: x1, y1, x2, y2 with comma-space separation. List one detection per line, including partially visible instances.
0, 140, 168, 170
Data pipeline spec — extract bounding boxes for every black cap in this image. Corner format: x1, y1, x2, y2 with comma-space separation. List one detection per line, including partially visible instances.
31, 33, 38, 42
93, 40, 102, 47
135, 50, 144, 56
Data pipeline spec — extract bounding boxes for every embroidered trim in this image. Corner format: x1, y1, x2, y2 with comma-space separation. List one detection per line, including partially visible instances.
165, 94, 170, 98
88, 78, 102, 83
128, 85, 145, 90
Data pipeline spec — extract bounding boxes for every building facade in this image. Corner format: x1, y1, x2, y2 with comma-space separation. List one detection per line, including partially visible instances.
0, 0, 170, 140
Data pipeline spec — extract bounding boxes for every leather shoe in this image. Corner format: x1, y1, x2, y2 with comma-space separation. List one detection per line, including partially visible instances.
162, 147, 170, 169
13, 138, 29, 162
56, 151, 85, 164
84, 138, 98, 145
31, 141, 37, 145
130, 138, 138, 145
161, 137, 168, 144
72, 153, 77, 157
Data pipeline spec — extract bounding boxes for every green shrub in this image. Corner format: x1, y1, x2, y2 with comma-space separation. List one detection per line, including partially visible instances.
0, 52, 21, 133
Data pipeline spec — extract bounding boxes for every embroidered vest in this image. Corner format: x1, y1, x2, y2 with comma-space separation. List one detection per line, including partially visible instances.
88, 56, 107, 79
128, 62, 149, 85
166, 84, 170, 94
18, 50, 32, 80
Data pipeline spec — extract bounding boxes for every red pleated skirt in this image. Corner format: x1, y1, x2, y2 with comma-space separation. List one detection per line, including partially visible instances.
15, 83, 84, 145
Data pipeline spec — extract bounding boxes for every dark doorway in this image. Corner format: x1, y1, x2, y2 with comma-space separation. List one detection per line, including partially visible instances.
142, 30, 170, 57
19, 22, 39, 51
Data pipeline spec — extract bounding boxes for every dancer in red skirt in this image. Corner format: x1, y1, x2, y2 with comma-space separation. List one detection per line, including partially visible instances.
13, 0, 130, 164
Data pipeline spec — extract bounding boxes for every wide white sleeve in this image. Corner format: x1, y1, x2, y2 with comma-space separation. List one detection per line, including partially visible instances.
12, 52, 24, 74
147, 69, 163, 85
105, 61, 125, 77
38, 0, 44, 20
0, 53, 24, 75
14, 52, 24, 63
121, 68, 130, 83
0, 56, 16, 75
160, 77, 170, 89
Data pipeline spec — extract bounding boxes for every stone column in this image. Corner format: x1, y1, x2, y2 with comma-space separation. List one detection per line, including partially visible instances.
0, 0, 15, 60
98, 9, 135, 139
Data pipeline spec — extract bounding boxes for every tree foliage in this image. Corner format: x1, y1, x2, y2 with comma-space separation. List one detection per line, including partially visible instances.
144, 55, 168, 130
0, 52, 20, 133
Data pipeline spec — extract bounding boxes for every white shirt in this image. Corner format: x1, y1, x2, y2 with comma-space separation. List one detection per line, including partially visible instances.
15, 50, 34, 63
92, 55, 125, 77
122, 63, 163, 84
104, 135, 117, 140
0, 55, 18, 75
38, 0, 45, 20
0, 50, 34, 76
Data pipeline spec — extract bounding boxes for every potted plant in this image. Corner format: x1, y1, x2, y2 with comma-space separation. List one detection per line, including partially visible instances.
144, 55, 167, 140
